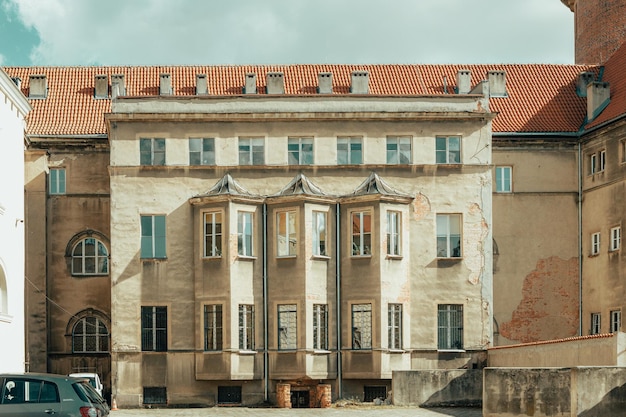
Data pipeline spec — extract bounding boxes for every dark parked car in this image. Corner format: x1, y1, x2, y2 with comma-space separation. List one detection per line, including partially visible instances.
0, 373, 109, 416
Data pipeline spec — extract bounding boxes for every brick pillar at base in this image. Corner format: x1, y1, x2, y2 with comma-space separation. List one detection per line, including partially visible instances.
276, 383, 291, 408
317, 384, 332, 408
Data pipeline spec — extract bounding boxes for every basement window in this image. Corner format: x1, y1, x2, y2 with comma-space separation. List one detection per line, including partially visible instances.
143, 387, 166, 405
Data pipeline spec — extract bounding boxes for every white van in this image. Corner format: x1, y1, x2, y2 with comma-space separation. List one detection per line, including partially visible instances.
68, 373, 103, 397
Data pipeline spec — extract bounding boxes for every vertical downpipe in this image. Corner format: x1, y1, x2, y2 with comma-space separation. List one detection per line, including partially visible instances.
577, 142, 583, 336
335, 203, 342, 398
263, 203, 269, 401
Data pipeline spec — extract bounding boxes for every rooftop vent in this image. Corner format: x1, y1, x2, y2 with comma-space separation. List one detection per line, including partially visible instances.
487, 70, 507, 97
11, 77, 21, 89
587, 81, 610, 121
318, 72, 333, 94
111, 74, 126, 98
29, 74, 47, 99
577, 71, 595, 97
94, 74, 109, 99
196, 74, 208, 95
456, 70, 471, 94
160, 73, 172, 95
266, 72, 285, 94
244, 73, 257, 94
350, 71, 369, 94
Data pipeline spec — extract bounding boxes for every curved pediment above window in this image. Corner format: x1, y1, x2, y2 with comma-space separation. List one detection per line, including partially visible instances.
343, 172, 414, 204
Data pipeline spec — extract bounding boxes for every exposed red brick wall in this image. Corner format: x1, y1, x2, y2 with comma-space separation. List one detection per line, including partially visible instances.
500, 256, 579, 343
575, 0, 626, 64
276, 383, 291, 408
316, 384, 332, 408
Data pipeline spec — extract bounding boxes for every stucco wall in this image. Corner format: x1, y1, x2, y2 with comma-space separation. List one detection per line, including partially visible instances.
392, 369, 482, 407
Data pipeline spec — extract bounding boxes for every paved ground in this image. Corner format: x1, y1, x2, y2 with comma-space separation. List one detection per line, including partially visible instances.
110, 406, 482, 417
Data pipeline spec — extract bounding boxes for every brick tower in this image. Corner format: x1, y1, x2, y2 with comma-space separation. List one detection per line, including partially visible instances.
561, 0, 626, 64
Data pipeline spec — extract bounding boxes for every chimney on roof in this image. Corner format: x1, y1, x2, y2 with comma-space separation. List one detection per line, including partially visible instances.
587, 81, 610, 121
196, 74, 208, 95
350, 71, 369, 94
318, 72, 332, 94
456, 70, 471, 94
111, 74, 126, 98
94, 74, 109, 99
266, 72, 285, 94
244, 73, 257, 94
577, 71, 595, 97
29, 74, 47, 99
11, 77, 21, 89
160, 73, 172, 95
487, 70, 507, 97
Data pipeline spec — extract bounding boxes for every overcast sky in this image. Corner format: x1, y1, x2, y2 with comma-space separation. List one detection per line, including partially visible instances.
0, 0, 574, 67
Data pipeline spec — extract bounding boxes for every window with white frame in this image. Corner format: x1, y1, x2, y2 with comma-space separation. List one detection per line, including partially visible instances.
388, 304, 402, 350
387, 211, 401, 256
351, 211, 372, 256
437, 214, 462, 258
277, 210, 297, 257
611, 226, 621, 251
438, 304, 463, 350
621, 140, 626, 163
140, 138, 166, 166
141, 306, 167, 352
71, 237, 109, 275
313, 211, 327, 256
239, 304, 255, 350
288, 137, 314, 165
189, 138, 215, 165
600, 150, 606, 172
237, 211, 253, 257
351, 303, 372, 349
386, 136, 411, 164
278, 304, 297, 350
204, 304, 222, 351
611, 310, 621, 333
337, 137, 362, 165
49, 168, 66, 195
591, 232, 601, 255
313, 304, 328, 350
495, 166, 512, 193
72, 316, 109, 353
435, 136, 461, 164
141, 215, 166, 259
591, 312, 601, 334
204, 212, 222, 257
238, 137, 264, 165
589, 153, 597, 175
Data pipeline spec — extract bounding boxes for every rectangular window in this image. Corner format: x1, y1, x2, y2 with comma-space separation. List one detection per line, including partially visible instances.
337, 137, 362, 165
591, 312, 601, 335
611, 226, 621, 251
204, 304, 223, 351
277, 211, 297, 257
351, 304, 372, 350
351, 211, 372, 256
387, 211, 401, 256
621, 140, 626, 163
589, 153, 597, 174
49, 168, 66, 195
141, 215, 166, 259
386, 136, 411, 164
437, 214, 462, 258
495, 166, 512, 193
237, 212, 253, 257
140, 138, 166, 166
436, 136, 461, 164
591, 232, 601, 255
388, 304, 402, 350
313, 304, 328, 350
204, 212, 222, 257
278, 304, 297, 350
600, 150, 606, 172
239, 137, 264, 165
438, 304, 463, 350
313, 211, 327, 256
611, 310, 621, 333
238, 304, 255, 350
288, 137, 314, 165
141, 306, 167, 351
189, 138, 215, 165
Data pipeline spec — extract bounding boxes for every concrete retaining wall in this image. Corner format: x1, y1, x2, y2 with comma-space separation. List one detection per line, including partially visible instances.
392, 370, 482, 407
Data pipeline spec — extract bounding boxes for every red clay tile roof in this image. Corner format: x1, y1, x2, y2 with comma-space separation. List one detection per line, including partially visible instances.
586, 41, 626, 129
3, 64, 596, 137
488, 333, 614, 350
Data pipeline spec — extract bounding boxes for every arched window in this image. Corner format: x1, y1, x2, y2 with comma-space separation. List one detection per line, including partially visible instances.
72, 238, 108, 276
72, 316, 109, 353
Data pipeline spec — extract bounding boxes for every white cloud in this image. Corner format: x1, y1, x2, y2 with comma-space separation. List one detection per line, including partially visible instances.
8, 0, 575, 66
